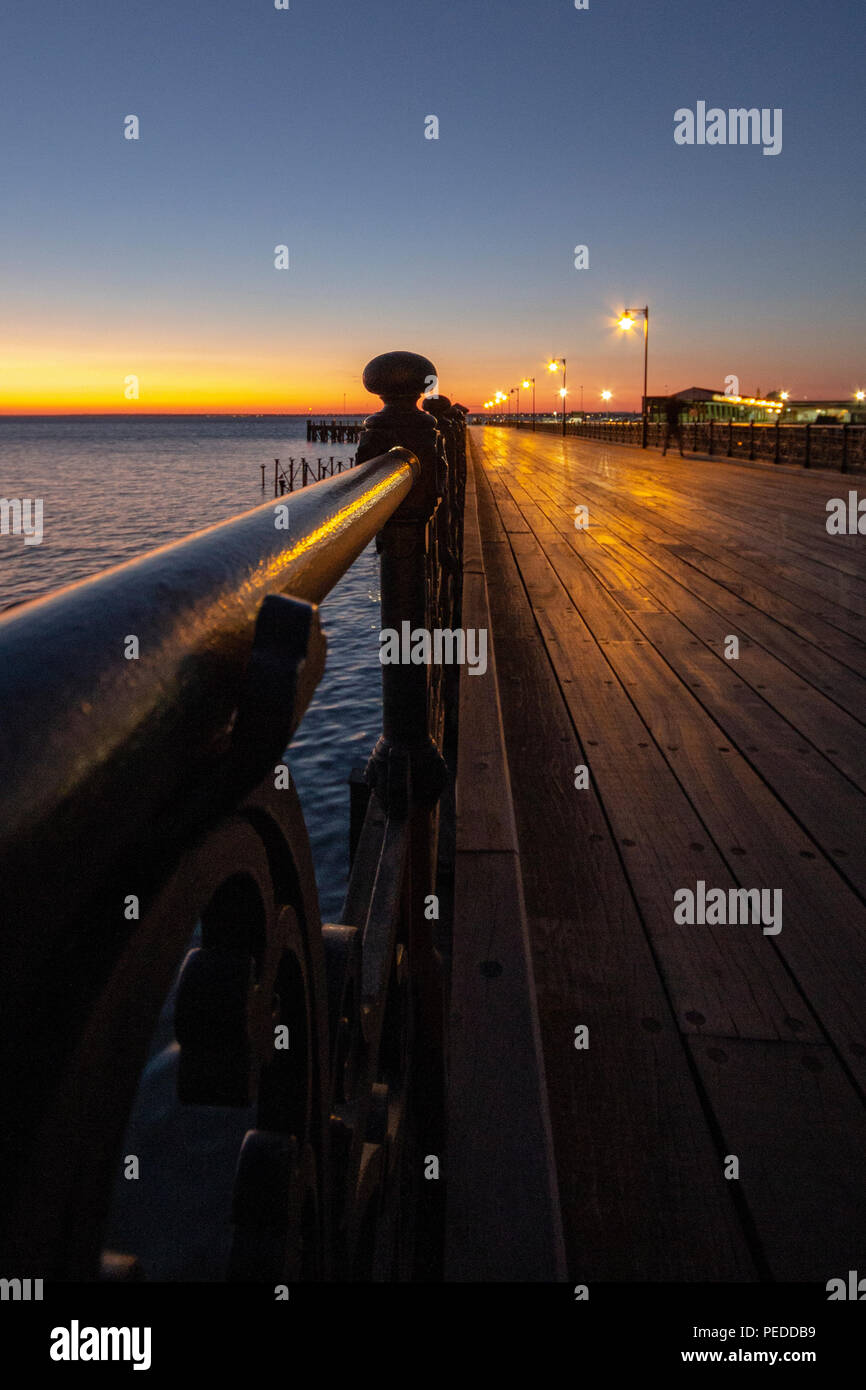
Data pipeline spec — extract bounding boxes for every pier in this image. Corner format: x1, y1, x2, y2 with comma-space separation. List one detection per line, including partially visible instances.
306, 420, 362, 444
1, 356, 865, 1284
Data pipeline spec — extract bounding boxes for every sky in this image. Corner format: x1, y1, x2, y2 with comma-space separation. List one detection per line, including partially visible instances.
1, 0, 863, 413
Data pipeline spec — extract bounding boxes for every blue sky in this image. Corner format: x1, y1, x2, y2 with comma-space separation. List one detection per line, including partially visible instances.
1, 0, 863, 409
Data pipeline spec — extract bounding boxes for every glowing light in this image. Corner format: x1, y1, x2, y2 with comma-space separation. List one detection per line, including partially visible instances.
559, 387, 567, 398
856, 390, 865, 402
601, 390, 613, 401
781, 391, 789, 400
522, 380, 531, 389
547, 361, 559, 372
618, 314, 635, 331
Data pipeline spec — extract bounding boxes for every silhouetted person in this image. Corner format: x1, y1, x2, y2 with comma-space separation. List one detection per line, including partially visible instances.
662, 394, 685, 457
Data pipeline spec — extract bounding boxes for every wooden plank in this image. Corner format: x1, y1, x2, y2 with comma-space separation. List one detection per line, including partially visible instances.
492, 450, 866, 1096
455, 575, 519, 852
521, 449, 866, 615
506, 533, 816, 1041
460, 448, 484, 575
471, 428, 866, 1281
447, 446, 565, 1280
525, 504, 866, 795
625, 611, 866, 896
579, 583, 866, 1093
473, 464, 753, 1280
526, 467, 866, 710
448, 850, 565, 1281
688, 1036, 866, 1281
558, 473, 866, 664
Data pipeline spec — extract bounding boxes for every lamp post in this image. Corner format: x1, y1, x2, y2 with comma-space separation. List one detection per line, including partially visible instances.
548, 358, 567, 435
523, 378, 535, 431
601, 389, 613, 420
511, 386, 519, 426
618, 307, 649, 447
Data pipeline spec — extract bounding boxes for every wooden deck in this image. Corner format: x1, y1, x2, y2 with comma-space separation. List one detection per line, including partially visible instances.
460, 425, 866, 1282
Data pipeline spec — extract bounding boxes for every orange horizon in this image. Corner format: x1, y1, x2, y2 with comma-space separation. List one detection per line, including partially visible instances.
0, 346, 460, 416
0, 406, 376, 416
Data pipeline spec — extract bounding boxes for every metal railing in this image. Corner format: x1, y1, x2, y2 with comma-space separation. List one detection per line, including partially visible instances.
0, 351, 467, 1283
493, 417, 866, 470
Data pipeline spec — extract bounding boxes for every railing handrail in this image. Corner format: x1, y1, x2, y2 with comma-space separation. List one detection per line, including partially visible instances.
0, 446, 418, 934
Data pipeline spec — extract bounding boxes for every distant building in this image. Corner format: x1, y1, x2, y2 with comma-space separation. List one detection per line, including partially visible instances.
645, 387, 866, 425
780, 398, 866, 425
644, 387, 783, 423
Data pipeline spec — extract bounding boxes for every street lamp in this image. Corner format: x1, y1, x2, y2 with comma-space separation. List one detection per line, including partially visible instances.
511, 385, 519, 425
548, 357, 568, 435
523, 378, 536, 431
856, 390, 865, 402
601, 389, 612, 418
618, 306, 650, 447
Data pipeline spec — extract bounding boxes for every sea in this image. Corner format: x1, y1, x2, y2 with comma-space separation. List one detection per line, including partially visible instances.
0, 414, 382, 1277
0, 413, 378, 922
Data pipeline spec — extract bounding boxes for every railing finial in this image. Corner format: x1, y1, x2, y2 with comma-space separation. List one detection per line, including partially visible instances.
362, 349, 437, 405
357, 352, 444, 512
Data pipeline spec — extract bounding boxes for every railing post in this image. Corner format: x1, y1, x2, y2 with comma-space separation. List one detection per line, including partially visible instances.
841, 422, 849, 473
749, 421, 755, 460
357, 350, 450, 1274
804, 422, 811, 469
775, 421, 781, 464
727, 421, 733, 457
357, 352, 448, 812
